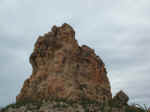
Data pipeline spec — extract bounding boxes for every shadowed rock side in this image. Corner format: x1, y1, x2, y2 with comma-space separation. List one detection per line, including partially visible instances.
16, 23, 112, 103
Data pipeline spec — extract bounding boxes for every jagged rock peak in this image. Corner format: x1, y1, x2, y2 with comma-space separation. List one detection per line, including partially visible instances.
16, 23, 112, 103
44, 23, 75, 39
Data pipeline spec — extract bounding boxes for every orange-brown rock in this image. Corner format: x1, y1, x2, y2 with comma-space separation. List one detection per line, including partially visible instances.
16, 23, 112, 103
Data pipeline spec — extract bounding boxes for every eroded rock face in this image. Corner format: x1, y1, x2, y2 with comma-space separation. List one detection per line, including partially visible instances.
16, 23, 112, 103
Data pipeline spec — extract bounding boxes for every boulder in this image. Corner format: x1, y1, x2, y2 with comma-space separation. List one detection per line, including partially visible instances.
113, 90, 129, 107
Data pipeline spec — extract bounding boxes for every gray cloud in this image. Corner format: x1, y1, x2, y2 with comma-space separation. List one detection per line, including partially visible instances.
0, 0, 150, 107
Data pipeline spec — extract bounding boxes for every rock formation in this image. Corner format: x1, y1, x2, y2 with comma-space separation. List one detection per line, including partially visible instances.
2, 23, 147, 112
16, 23, 112, 103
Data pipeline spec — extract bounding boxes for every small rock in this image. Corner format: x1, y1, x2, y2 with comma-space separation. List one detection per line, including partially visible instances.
113, 90, 129, 106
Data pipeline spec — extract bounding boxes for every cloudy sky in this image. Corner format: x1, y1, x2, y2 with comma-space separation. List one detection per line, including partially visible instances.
0, 0, 150, 107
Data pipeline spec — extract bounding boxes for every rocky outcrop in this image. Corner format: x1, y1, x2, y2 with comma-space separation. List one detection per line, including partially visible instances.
16, 23, 112, 103
2, 23, 147, 112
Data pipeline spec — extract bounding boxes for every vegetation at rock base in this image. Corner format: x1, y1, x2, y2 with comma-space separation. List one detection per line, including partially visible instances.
0, 99, 42, 112
1, 98, 149, 112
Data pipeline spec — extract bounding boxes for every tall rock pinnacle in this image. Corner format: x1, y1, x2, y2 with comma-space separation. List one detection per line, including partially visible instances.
16, 23, 112, 103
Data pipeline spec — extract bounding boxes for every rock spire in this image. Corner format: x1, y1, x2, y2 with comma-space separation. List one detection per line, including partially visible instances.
16, 23, 112, 103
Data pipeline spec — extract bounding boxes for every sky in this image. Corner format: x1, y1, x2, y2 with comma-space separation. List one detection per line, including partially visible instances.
0, 0, 150, 107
